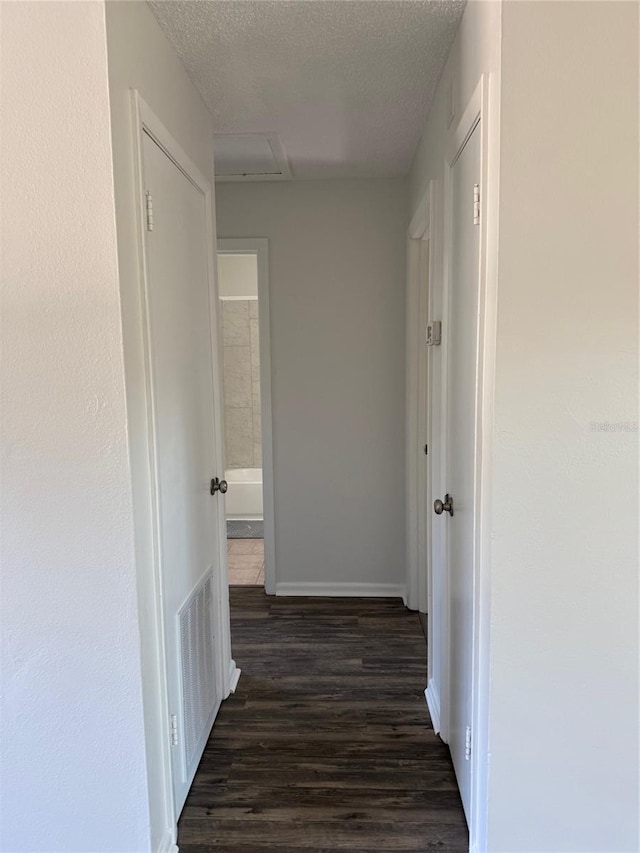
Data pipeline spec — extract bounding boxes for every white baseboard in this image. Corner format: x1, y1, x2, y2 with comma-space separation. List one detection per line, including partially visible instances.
425, 679, 441, 735
157, 828, 178, 853
275, 582, 406, 599
227, 659, 241, 694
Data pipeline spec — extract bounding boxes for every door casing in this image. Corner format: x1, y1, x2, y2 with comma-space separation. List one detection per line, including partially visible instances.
406, 74, 498, 853
129, 91, 236, 848
406, 181, 438, 661
440, 75, 497, 851
217, 238, 276, 595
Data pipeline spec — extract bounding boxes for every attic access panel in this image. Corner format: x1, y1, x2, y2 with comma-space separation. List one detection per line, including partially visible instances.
214, 133, 292, 181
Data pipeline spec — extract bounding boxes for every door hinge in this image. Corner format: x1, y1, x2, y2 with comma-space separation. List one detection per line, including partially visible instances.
145, 190, 154, 232
465, 725, 472, 760
170, 713, 178, 747
424, 444, 428, 456
473, 184, 480, 225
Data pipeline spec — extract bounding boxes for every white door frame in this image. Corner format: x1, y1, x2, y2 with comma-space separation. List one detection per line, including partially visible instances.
406, 182, 436, 619
441, 74, 498, 852
130, 91, 235, 851
217, 238, 276, 595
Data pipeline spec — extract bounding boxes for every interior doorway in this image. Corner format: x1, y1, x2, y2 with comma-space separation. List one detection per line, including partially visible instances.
441, 109, 481, 819
404, 77, 495, 849
130, 94, 235, 836
217, 239, 276, 593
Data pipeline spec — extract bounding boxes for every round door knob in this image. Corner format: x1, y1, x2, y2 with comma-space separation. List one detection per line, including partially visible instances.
210, 477, 228, 495
433, 494, 454, 517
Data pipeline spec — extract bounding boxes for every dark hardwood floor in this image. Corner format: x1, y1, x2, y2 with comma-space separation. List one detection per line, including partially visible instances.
177, 588, 468, 852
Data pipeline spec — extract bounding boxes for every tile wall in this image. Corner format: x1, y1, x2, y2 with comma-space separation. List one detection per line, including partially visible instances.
222, 299, 262, 468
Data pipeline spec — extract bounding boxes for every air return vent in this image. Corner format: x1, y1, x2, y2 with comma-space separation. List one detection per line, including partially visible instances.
214, 133, 292, 181
179, 574, 217, 779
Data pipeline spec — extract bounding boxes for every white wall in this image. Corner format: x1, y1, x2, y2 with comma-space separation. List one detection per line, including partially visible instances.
411, 1, 639, 849
487, 3, 639, 850
0, 4, 150, 851
216, 180, 407, 591
410, 1, 502, 216
218, 254, 259, 299
105, 2, 219, 848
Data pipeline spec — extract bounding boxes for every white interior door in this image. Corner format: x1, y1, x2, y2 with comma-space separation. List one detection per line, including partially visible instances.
442, 118, 482, 819
142, 129, 223, 815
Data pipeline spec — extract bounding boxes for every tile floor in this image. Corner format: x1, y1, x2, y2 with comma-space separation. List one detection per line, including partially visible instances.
227, 538, 264, 586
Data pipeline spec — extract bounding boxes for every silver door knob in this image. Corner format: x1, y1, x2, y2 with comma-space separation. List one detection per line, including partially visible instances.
433, 494, 454, 516
210, 477, 228, 495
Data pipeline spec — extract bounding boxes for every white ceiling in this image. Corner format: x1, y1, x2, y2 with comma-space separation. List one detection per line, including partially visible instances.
148, 0, 466, 180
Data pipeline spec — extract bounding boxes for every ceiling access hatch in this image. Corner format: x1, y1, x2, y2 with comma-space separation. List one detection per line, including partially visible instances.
214, 133, 292, 181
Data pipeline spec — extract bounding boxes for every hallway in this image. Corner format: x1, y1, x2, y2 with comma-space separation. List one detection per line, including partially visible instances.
177, 588, 468, 852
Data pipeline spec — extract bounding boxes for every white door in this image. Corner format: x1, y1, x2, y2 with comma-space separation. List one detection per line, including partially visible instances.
142, 130, 222, 815
440, 118, 482, 818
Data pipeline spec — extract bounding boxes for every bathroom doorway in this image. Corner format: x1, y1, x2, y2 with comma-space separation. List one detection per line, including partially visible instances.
217, 239, 276, 592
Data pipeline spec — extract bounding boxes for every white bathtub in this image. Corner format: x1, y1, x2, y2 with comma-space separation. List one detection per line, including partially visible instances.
224, 468, 263, 519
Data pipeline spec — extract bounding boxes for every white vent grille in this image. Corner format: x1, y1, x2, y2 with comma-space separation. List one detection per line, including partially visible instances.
178, 575, 216, 779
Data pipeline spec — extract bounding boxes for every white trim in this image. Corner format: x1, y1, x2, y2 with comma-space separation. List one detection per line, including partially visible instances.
469, 67, 500, 853
217, 238, 277, 596
441, 75, 484, 816
130, 91, 177, 845
227, 660, 241, 694
156, 829, 179, 853
406, 181, 436, 616
275, 582, 406, 599
425, 681, 441, 736
405, 232, 419, 610
441, 73, 498, 853
408, 186, 431, 240
130, 91, 233, 841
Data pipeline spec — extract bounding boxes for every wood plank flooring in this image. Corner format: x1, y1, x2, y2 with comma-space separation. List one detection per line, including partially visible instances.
177, 588, 468, 853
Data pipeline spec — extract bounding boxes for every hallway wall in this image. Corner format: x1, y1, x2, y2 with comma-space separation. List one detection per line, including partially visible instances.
0, 4, 149, 850
216, 180, 407, 593
489, 3, 639, 849
409, 1, 639, 850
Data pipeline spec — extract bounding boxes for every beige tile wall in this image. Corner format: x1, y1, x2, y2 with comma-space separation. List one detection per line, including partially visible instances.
222, 299, 261, 468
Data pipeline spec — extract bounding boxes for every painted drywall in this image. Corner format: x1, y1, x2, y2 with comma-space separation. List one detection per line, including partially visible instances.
218, 254, 259, 299
407, 0, 501, 771
410, 2, 639, 848
0, 3, 150, 851
105, 2, 220, 848
487, 3, 639, 850
410, 1, 502, 216
216, 180, 407, 590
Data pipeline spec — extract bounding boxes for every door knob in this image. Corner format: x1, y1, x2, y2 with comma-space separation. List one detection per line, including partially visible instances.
210, 477, 228, 495
433, 494, 454, 517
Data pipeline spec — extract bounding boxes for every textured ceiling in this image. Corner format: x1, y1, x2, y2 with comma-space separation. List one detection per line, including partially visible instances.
148, 0, 465, 179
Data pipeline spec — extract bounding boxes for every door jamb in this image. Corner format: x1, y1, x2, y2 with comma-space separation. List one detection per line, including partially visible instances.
442, 74, 497, 853
130, 90, 235, 850
217, 238, 276, 595
406, 183, 436, 617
